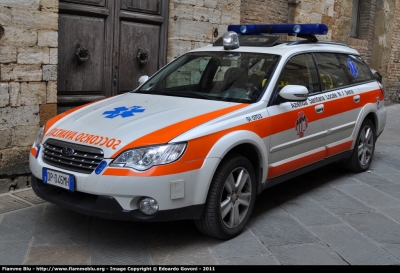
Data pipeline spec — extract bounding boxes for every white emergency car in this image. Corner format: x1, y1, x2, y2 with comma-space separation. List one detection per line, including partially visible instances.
30, 24, 386, 239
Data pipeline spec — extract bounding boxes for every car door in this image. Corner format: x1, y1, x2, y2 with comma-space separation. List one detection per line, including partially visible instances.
267, 53, 328, 180
313, 53, 364, 158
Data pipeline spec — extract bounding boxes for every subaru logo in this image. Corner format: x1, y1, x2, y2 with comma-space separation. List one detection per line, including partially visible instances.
61, 147, 74, 157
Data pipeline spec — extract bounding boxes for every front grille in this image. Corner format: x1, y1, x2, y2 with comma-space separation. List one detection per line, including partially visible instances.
42, 139, 104, 174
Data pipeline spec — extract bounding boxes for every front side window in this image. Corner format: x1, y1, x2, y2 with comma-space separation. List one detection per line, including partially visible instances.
276, 53, 319, 94
135, 52, 280, 103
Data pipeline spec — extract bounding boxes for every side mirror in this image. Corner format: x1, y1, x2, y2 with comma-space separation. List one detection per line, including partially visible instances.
279, 85, 308, 101
370, 68, 382, 83
138, 75, 149, 86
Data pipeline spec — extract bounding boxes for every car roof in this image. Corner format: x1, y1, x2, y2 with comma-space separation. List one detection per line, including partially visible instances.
189, 41, 360, 59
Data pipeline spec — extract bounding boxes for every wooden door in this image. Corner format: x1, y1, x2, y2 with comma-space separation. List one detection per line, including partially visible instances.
57, 0, 169, 113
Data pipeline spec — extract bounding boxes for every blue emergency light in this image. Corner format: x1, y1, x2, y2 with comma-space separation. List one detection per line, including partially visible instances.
228, 24, 328, 35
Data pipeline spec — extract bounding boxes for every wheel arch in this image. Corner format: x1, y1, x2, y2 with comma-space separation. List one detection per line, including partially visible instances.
352, 104, 379, 149
365, 111, 378, 136
205, 130, 268, 196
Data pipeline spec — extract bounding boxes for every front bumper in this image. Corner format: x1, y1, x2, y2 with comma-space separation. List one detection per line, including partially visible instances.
31, 175, 204, 222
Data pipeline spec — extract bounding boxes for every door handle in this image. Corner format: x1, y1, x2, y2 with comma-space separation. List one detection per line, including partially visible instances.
353, 95, 360, 103
315, 104, 324, 114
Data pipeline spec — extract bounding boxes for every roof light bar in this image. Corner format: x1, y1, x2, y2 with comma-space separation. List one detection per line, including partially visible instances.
228, 24, 328, 35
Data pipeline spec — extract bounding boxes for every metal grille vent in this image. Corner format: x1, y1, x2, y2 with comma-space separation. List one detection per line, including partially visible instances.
42, 139, 104, 174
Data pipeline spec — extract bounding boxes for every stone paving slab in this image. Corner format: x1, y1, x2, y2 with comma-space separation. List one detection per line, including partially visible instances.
0, 241, 31, 265
91, 218, 146, 243
299, 185, 374, 216
12, 189, 46, 205
206, 228, 270, 259
268, 243, 348, 265
25, 245, 90, 265
0, 195, 30, 214
249, 212, 319, 246
0, 205, 44, 242
270, 187, 343, 227
149, 242, 217, 265
310, 224, 400, 265
217, 254, 279, 265
91, 240, 152, 265
32, 207, 91, 246
341, 211, 400, 245
382, 243, 400, 261
334, 183, 400, 209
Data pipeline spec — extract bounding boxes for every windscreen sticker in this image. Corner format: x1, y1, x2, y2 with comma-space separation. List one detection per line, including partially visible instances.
347, 58, 358, 77
102, 106, 145, 119
45, 128, 122, 150
295, 111, 308, 138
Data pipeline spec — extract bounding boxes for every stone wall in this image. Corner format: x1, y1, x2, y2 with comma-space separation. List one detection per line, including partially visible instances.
240, 0, 288, 24
383, 0, 400, 104
295, 0, 334, 41
167, 0, 241, 62
0, 0, 58, 193
356, 0, 376, 65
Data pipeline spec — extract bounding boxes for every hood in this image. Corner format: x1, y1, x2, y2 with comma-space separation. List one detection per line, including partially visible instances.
43, 93, 245, 158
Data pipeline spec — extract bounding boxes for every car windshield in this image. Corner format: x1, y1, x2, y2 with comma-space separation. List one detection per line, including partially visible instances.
134, 52, 280, 103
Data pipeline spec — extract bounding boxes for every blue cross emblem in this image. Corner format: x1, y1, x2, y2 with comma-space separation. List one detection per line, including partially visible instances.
347, 58, 358, 78
102, 106, 145, 119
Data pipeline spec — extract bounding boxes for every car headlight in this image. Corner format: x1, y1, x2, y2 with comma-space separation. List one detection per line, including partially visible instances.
110, 143, 187, 171
33, 126, 45, 148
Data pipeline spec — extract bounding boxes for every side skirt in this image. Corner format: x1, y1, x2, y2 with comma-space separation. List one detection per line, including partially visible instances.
261, 150, 353, 192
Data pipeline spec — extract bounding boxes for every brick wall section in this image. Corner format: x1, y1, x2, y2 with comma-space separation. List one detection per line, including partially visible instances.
356, 0, 376, 65
331, 0, 353, 44
344, 0, 377, 68
167, 0, 241, 62
385, 0, 400, 104
240, 0, 288, 24
0, 0, 58, 192
291, 0, 334, 41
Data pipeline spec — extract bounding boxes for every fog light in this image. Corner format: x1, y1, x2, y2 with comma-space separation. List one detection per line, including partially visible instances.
138, 197, 159, 215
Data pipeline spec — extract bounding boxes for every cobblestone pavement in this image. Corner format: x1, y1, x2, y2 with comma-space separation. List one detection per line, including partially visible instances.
1, 104, 400, 265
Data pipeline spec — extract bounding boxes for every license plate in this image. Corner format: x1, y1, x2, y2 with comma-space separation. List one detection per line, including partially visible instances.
42, 168, 75, 191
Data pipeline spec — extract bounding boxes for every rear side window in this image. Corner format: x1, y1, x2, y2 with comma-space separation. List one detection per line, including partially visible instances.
336, 54, 374, 84
314, 53, 374, 92
313, 53, 350, 91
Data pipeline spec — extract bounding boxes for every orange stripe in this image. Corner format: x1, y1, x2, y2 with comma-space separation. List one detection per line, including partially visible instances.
103, 117, 271, 176
270, 89, 379, 135
30, 147, 37, 157
267, 149, 326, 179
325, 140, 353, 158
110, 104, 248, 158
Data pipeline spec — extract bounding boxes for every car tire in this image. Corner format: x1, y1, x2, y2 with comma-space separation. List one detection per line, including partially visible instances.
194, 154, 256, 239
345, 119, 376, 172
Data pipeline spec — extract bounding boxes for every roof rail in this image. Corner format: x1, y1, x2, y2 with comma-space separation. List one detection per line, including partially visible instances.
286, 40, 348, 47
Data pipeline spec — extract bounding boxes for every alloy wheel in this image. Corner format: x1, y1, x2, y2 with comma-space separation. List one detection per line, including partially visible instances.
220, 167, 252, 229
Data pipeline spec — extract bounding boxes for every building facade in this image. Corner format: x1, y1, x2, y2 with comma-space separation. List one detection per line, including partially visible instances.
0, 0, 399, 192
